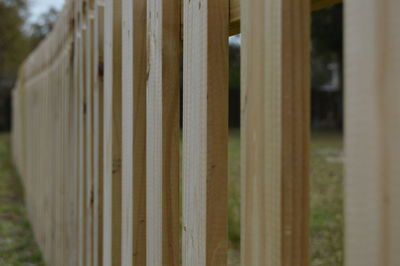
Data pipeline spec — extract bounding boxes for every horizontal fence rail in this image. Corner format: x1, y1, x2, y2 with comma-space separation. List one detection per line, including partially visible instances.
12, 0, 400, 265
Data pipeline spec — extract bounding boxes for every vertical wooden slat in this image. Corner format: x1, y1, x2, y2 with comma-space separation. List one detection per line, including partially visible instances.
133, 0, 147, 264
77, 0, 86, 264
146, 0, 180, 264
160, 1, 181, 264
86, 2, 95, 264
182, 0, 229, 265
121, 0, 148, 264
104, 0, 123, 265
345, 0, 400, 265
121, 0, 134, 264
93, 1, 105, 266
241, 0, 310, 265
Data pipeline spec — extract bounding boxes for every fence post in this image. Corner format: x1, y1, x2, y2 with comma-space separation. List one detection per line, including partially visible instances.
241, 0, 310, 265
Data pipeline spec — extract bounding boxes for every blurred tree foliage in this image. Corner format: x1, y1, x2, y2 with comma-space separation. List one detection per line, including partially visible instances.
0, 0, 30, 130
311, 4, 343, 89
311, 4, 343, 130
0, 0, 59, 130
0, 0, 29, 81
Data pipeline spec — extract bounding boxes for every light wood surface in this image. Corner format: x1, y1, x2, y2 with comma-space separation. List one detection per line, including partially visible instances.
241, 0, 310, 265
183, 0, 229, 265
121, 0, 148, 265
93, 1, 104, 266
103, 0, 123, 265
345, 0, 400, 265
146, 0, 181, 265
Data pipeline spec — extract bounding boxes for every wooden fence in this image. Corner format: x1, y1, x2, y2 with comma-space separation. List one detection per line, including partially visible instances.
10, 0, 400, 265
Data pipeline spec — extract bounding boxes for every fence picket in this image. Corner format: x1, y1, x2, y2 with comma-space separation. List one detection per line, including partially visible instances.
345, 0, 400, 264
103, 0, 123, 265
93, 1, 105, 265
182, 0, 229, 265
146, 0, 181, 264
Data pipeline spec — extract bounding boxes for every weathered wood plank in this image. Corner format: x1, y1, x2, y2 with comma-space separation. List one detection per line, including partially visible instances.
345, 0, 400, 265
182, 0, 229, 265
121, 0, 148, 265
93, 1, 104, 266
77, 0, 88, 263
85, 4, 95, 265
132, 0, 147, 264
241, 0, 310, 265
103, 0, 123, 265
121, 0, 134, 264
146, 0, 180, 264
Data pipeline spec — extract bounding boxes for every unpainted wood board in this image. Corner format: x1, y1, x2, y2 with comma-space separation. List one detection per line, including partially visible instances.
345, 0, 400, 265
93, 2, 104, 266
146, 0, 181, 264
240, 0, 310, 265
132, 0, 147, 264
183, 0, 229, 265
121, 0, 134, 264
86, 13, 95, 266
103, 0, 123, 265
161, 0, 181, 264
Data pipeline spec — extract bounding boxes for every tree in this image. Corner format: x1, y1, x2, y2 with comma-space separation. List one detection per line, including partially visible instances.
311, 4, 343, 89
0, 0, 29, 82
0, 0, 30, 130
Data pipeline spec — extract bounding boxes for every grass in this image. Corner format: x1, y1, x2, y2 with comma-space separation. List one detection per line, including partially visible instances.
0, 134, 44, 266
0, 130, 342, 265
227, 129, 344, 265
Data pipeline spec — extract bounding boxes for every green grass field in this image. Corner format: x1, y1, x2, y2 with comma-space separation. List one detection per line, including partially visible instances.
0, 134, 44, 265
0, 131, 342, 265
227, 129, 344, 265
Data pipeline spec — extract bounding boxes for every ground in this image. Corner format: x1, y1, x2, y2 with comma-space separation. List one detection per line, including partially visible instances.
0, 134, 44, 265
0, 131, 342, 265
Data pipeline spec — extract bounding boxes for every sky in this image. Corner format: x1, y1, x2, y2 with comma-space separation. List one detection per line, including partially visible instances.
29, 0, 65, 23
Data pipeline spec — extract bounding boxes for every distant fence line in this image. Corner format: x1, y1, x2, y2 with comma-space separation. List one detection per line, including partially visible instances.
11, 0, 400, 265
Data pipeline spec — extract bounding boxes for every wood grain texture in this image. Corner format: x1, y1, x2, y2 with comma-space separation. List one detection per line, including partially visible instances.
121, 0, 148, 265
146, 0, 163, 262
78, 1, 88, 263
103, 0, 123, 265
121, 0, 134, 264
85, 7, 95, 266
146, 0, 181, 264
183, 0, 228, 265
241, 0, 310, 265
132, 0, 147, 264
345, 0, 400, 265
93, 2, 104, 266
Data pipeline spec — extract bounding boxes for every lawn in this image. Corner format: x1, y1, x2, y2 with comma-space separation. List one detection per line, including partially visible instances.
0, 134, 44, 265
0, 130, 343, 265
227, 129, 344, 265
